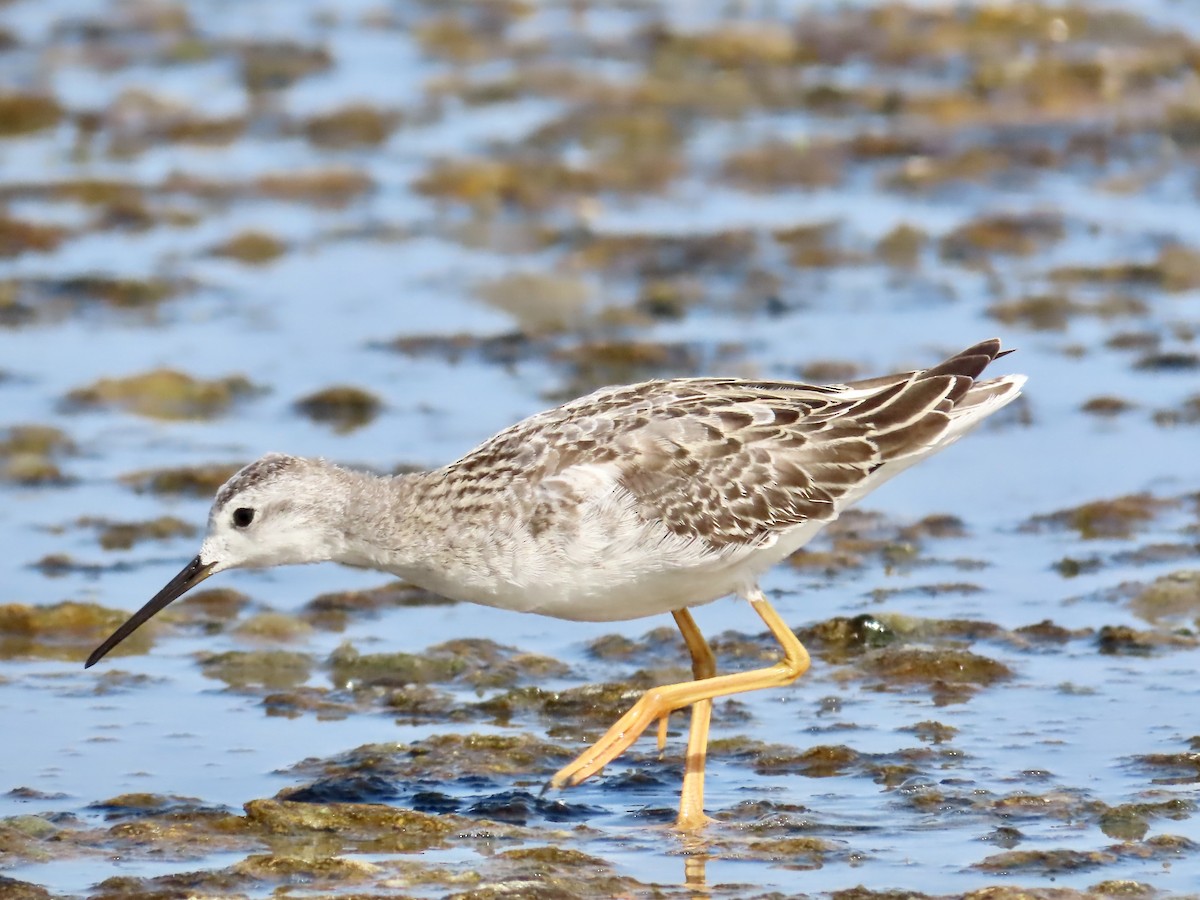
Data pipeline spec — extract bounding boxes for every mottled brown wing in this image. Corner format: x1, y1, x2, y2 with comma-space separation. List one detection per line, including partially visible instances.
450, 339, 1010, 548
610, 338, 1011, 548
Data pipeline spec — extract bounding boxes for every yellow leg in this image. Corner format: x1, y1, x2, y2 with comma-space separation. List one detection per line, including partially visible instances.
672, 608, 716, 832
550, 589, 810, 817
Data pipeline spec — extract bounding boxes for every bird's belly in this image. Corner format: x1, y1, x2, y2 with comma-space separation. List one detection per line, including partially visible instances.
394, 551, 735, 621
403, 523, 824, 623
508, 564, 738, 622
388, 497, 832, 623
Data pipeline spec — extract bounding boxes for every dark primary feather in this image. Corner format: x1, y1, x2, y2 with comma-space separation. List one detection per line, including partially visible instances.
439, 339, 1016, 549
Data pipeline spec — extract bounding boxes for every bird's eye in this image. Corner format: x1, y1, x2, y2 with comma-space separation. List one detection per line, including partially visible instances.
232, 507, 255, 528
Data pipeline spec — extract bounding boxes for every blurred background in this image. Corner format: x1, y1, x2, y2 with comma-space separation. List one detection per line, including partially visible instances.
2, 1, 1200, 896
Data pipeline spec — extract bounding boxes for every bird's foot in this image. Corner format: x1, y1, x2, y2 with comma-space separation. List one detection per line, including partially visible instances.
549, 687, 672, 790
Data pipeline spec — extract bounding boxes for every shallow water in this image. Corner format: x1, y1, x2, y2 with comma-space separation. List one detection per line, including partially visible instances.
3, 1, 1200, 897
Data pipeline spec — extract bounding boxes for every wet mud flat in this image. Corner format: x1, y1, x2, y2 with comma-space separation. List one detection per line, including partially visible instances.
3, 0, 1200, 896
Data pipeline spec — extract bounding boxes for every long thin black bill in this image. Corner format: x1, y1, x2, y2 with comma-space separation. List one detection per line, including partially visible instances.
85, 555, 215, 668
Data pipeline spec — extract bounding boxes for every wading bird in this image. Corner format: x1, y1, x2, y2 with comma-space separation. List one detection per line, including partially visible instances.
88, 338, 1024, 831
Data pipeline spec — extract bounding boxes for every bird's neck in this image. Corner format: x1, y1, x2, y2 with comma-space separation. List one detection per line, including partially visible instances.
335, 467, 451, 575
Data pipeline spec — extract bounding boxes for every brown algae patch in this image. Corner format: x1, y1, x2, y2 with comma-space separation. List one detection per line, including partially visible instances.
483, 847, 633, 896
476, 272, 593, 334
239, 41, 332, 92
1132, 736, 1200, 784
0, 216, 69, 258
65, 369, 262, 420
1022, 494, 1176, 540
1154, 394, 1200, 426
200, 650, 314, 690
415, 157, 613, 212
0, 425, 75, 486
900, 720, 959, 744
857, 646, 1013, 703
1128, 570, 1200, 625
1098, 799, 1194, 842
284, 734, 574, 786
1082, 396, 1136, 418
987, 293, 1146, 332
1096, 625, 1197, 656
586, 625, 684, 664
0, 92, 63, 136
210, 230, 287, 265
549, 340, 719, 399
301, 103, 400, 148
232, 612, 313, 645
102, 91, 247, 156
293, 385, 382, 433
939, 212, 1065, 265
87, 792, 228, 822
569, 230, 758, 279
254, 168, 373, 207
774, 222, 861, 269
244, 801, 458, 849
231, 853, 382, 887
328, 638, 568, 692
1134, 350, 1200, 373
722, 140, 845, 189
120, 462, 243, 497
301, 580, 456, 630
975, 848, 1117, 874
472, 681, 646, 732
171, 587, 251, 628
1, 276, 188, 325
875, 223, 927, 269
707, 736, 946, 790
1050, 245, 1200, 293
0, 602, 154, 661
787, 508, 957, 577
74, 515, 196, 550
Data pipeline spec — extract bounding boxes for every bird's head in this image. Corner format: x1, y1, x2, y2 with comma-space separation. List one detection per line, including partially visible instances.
85, 453, 350, 668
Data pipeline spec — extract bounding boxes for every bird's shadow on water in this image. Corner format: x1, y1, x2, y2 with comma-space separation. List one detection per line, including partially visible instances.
281, 770, 607, 824
278, 760, 747, 891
